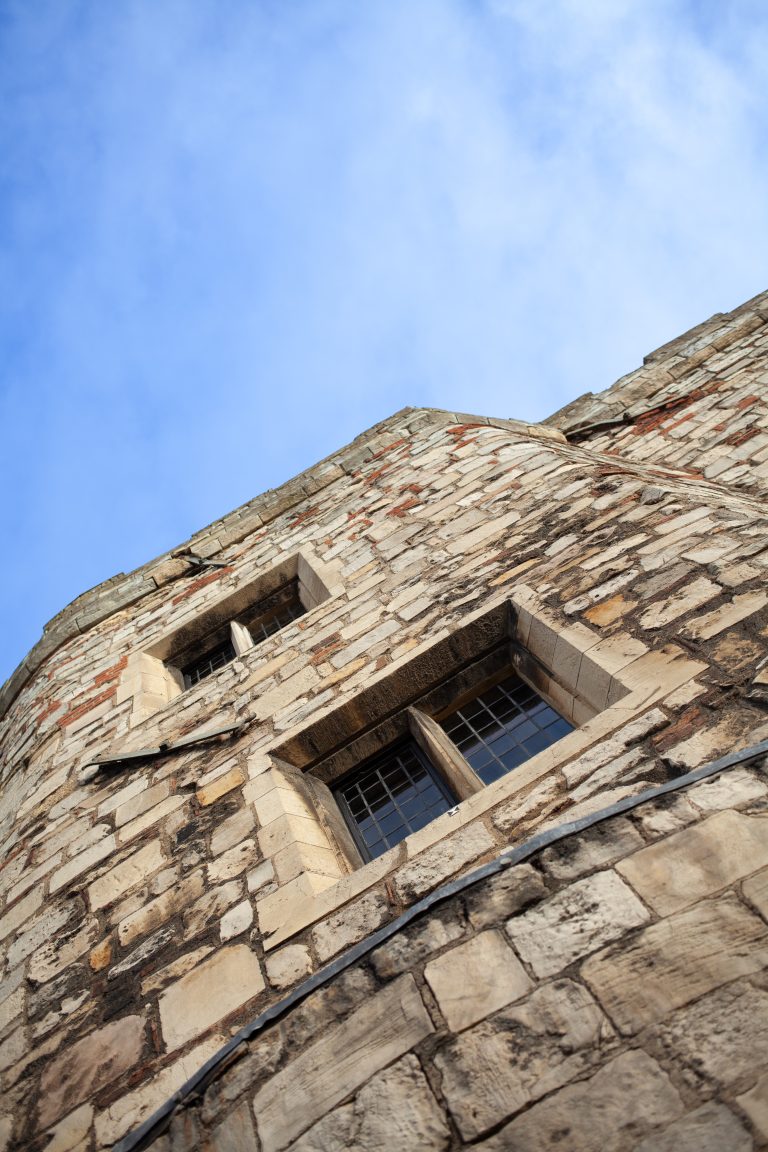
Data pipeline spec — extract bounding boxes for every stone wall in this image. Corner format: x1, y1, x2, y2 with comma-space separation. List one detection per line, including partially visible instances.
1, 290, 768, 1150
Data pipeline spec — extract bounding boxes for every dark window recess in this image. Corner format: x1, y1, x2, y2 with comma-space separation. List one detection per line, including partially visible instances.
441, 673, 573, 786
335, 742, 456, 862
238, 580, 306, 645
182, 638, 237, 689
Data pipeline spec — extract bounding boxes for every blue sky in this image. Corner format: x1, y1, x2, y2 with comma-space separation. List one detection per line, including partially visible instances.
2, 0, 768, 686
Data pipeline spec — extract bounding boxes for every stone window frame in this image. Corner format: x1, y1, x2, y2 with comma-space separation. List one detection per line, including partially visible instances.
249, 584, 707, 950
117, 547, 343, 726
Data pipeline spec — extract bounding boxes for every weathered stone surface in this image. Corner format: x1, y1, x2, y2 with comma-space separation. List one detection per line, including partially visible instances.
38, 1015, 145, 1128
210, 807, 256, 856
108, 926, 176, 981
539, 816, 645, 882
265, 944, 312, 990
183, 880, 243, 936
686, 767, 767, 812
207, 1101, 259, 1152
159, 945, 265, 1051
0, 886, 43, 943
582, 894, 768, 1033
289, 1055, 450, 1152
633, 1103, 752, 1152
118, 871, 205, 946
505, 870, 650, 978
220, 899, 253, 940
312, 890, 390, 962
253, 975, 434, 1152
464, 863, 547, 929
196, 766, 246, 807
41, 1102, 94, 1152
736, 1070, 768, 1140
477, 1050, 684, 1151
371, 912, 464, 979
435, 979, 612, 1140
616, 808, 768, 915
94, 1034, 226, 1145
208, 839, 258, 883
393, 823, 495, 903
88, 841, 166, 912
424, 930, 532, 1031
658, 981, 768, 1087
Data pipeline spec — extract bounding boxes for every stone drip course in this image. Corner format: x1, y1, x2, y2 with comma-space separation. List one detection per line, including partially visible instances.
0, 290, 768, 1150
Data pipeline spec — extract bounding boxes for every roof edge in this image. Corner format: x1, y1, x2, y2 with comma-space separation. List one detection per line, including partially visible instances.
1, 409, 563, 720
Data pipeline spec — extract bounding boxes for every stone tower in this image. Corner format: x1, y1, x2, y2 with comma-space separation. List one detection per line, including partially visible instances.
2, 290, 768, 1151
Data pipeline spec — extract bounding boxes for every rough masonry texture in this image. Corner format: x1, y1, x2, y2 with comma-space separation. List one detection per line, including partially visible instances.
2, 289, 768, 1150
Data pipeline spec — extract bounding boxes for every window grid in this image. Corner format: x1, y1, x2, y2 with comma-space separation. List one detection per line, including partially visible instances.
240, 581, 306, 645
336, 743, 455, 862
441, 673, 573, 786
182, 638, 237, 689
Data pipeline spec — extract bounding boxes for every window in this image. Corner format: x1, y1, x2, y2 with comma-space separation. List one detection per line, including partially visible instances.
333, 669, 572, 861
335, 742, 455, 861
175, 579, 307, 691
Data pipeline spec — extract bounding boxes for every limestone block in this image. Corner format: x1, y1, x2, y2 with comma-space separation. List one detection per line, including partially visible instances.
27, 918, 99, 984
312, 890, 390, 963
681, 589, 768, 640
107, 926, 176, 981
252, 975, 434, 1152
117, 795, 185, 844
88, 841, 166, 911
371, 913, 464, 979
289, 1055, 450, 1152
208, 840, 258, 883
393, 823, 495, 904
476, 1050, 684, 1152
0, 988, 23, 1039
207, 1101, 260, 1152
159, 945, 264, 1051
616, 808, 768, 916
0, 1027, 24, 1073
540, 817, 645, 882
633, 1102, 752, 1152
94, 1034, 225, 1145
0, 886, 43, 943
210, 807, 256, 856
41, 1102, 93, 1152
49, 835, 116, 894
506, 870, 650, 978
38, 1014, 146, 1129
114, 781, 170, 826
737, 1071, 768, 1140
257, 871, 338, 939
465, 863, 547, 930
583, 894, 768, 1033
434, 979, 612, 1141
686, 767, 767, 813
265, 945, 313, 990
118, 871, 205, 947
744, 865, 768, 921
220, 899, 253, 940
196, 766, 246, 807
661, 979, 768, 1088
7, 902, 83, 972
425, 930, 532, 1031
183, 880, 243, 937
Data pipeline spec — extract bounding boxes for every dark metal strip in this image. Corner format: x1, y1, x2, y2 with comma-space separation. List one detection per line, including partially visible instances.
112, 736, 768, 1152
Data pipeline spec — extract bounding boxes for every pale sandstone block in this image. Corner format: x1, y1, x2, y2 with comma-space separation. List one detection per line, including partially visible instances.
114, 781, 170, 826
659, 981, 768, 1086
540, 817, 644, 882
210, 807, 256, 856
183, 880, 244, 937
425, 930, 532, 1031
289, 1055, 450, 1152
208, 840, 258, 883
312, 890, 390, 962
582, 894, 768, 1033
246, 859, 275, 895
633, 1102, 752, 1152
682, 589, 768, 640
744, 865, 768, 921
393, 823, 495, 904
258, 814, 329, 857
0, 988, 24, 1038
639, 576, 721, 630
207, 1101, 259, 1152
117, 795, 186, 845
253, 975, 434, 1152
371, 913, 464, 979
159, 945, 264, 1051
665, 713, 763, 770
7, 903, 84, 972
257, 872, 338, 939
94, 1034, 225, 1145
197, 766, 246, 807
0, 886, 43, 943
220, 899, 253, 940
87, 841, 166, 912
271, 841, 341, 885
38, 1015, 145, 1129
41, 1102, 93, 1152
435, 979, 612, 1141
0, 1027, 25, 1073
49, 835, 116, 894
616, 808, 768, 916
118, 872, 205, 947
476, 1050, 684, 1152
686, 767, 767, 812
506, 870, 650, 978
265, 944, 313, 990
737, 1071, 768, 1140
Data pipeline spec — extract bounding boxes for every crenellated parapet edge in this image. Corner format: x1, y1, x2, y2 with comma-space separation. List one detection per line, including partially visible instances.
0, 409, 563, 721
